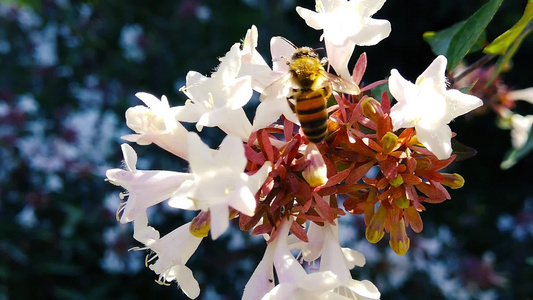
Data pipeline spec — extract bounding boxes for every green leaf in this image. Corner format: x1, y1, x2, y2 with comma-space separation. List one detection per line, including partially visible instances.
424, 23, 486, 57
370, 82, 390, 103
458, 78, 479, 93
446, 0, 504, 71
470, 31, 487, 53
486, 25, 533, 86
451, 139, 478, 161
484, 0, 533, 55
423, 21, 466, 56
501, 123, 533, 169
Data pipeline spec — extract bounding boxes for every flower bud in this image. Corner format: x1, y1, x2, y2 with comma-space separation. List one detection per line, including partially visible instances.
190, 211, 211, 238
389, 218, 410, 255
361, 98, 384, 124
366, 205, 386, 243
381, 132, 398, 154
189, 208, 239, 238
389, 174, 404, 187
441, 173, 465, 189
302, 143, 328, 187
394, 195, 410, 209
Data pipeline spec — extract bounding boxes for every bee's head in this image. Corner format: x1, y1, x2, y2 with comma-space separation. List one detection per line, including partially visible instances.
292, 47, 319, 61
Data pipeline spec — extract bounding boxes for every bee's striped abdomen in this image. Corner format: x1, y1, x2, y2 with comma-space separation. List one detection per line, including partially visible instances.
295, 87, 331, 143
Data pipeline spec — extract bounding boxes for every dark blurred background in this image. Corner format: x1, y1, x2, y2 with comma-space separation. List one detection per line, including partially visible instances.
0, 0, 531, 299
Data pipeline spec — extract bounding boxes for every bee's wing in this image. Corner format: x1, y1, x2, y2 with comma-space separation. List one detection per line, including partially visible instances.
324, 71, 361, 95
259, 72, 294, 102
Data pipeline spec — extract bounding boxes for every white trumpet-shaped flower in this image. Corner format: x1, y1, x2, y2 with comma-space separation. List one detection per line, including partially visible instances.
242, 233, 276, 300
177, 43, 253, 140
132, 211, 159, 246
144, 221, 203, 299
249, 36, 301, 131
106, 144, 193, 223
389, 55, 483, 159
288, 221, 324, 262
257, 219, 344, 300
296, 0, 391, 80
510, 114, 533, 149
122, 92, 189, 160
319, 223, 380, 299
239, 25, 271, 81
169, 133, 272, 239
506, 87, 533, 105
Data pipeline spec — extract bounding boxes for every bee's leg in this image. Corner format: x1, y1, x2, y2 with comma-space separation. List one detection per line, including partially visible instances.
320, 57, 328, 66
281, 55, 290, 65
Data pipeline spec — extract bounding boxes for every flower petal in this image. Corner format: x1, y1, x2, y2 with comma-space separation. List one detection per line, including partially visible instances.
187, 132, 216, 176
416, 123, 453, 160
178, 265, 201, 299
295, 7, 323, 30
242, 235, 276, 300
344, 279, 381, 299
325, 39, 356, 81
418, 55, 447, 93
121, 143, 137, 171
133, 211, 160, 245
252, 97, 299, 131
443, 89, 483, 123
209, 203, 229, 239
216, 134, 246, 169
351, 18, 391, 46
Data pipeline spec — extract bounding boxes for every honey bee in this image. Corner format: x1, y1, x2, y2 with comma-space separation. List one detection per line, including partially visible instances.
261, 41, 360, 143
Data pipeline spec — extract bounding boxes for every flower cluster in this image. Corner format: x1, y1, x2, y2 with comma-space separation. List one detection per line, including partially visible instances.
452, 62, 533, 169
106, 0, 483, 298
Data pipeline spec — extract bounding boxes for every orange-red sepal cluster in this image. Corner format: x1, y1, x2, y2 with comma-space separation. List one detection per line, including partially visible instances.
324, 89, 465, 255
237, 52, 470, 255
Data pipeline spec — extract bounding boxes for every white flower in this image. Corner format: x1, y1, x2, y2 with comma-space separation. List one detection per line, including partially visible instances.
506, 87, 533, 105
168, 133, 272, 239
122, 92, 189, 160
177, 43, 253, 140
106, 143, 193, 223
239, 25, 269, 73
318, 223, 380, 299
249, 36, 301, 131
389, 55, 483, 159
145, 221, 203, 299
297, 0, 391, 47
235, 26, 300, 133
290, 215, 380, 300
244, 219, 341, 300
296, 0, 391, 80
510, 114, 533, 148
132, 211, 159, 246
262, 271, 341, 300
289, 221, 324, 262
242, 233, 276, 300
